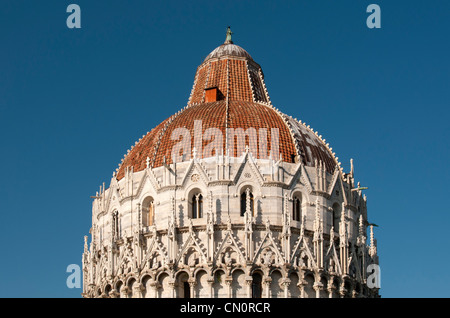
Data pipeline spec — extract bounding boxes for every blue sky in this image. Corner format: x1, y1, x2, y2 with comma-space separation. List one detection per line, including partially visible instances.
0, 1, 449, 297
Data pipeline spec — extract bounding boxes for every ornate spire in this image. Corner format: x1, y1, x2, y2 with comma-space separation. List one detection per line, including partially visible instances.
84, 236, 89, 254
339, 202, 347, 238
225, 26, 233, 44
357, 214, 366, 247
283, 193, 291, 236
369, 225, 377, 257
207, 191, 214, 235
359, 215, 365, 238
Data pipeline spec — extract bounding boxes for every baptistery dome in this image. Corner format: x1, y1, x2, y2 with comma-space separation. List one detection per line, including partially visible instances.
82, 28, 380, 299
117, 29, 336, 180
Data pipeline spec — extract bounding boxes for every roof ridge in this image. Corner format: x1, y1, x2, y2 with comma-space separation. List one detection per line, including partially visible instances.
293, 116, 342, 174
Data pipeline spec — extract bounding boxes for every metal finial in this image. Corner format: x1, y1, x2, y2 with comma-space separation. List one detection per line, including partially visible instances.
225, 26, 233, 44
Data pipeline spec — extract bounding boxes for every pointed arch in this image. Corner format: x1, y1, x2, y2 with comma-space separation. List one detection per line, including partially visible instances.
292, 192, 302, 222
187, 188, 203, 219
332, 202, 341, 232
142, 196, 155, 227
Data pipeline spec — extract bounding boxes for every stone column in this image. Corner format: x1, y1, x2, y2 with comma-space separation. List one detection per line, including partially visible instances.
282, 278, 291, 298
109, 290, 120, 298
339, 285, 347, 298
327, 285, 335, 298
149, 281, 160, 298
207, 277, 215, 298
245, 276, 253, 298
297, 281, 306, 298
313, 281, 323, 298
168, 280, 176, 298
225, 277, 233, 298
195, 194, 200, 218
326, 276, 335, 298
188, 280, 197, 298
132, 283, 144, 298
263, 278, 272, 298
120, 285, 129, 298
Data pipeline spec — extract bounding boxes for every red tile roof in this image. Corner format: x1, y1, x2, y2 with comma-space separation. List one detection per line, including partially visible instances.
116, 43, 337, 180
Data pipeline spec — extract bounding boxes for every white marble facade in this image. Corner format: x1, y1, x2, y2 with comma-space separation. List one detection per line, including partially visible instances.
82, 149, 380, 298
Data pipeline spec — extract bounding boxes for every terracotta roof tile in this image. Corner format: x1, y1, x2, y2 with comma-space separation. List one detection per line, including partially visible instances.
116, 43, 338, 180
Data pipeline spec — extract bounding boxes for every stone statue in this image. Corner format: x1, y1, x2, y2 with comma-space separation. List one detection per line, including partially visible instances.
328, 258, 335, 273
225, 26, 233, 43
224, 252, 232, 266
263, 250, 273, 266
188, 254, 197, 267
152, 256, 160, 270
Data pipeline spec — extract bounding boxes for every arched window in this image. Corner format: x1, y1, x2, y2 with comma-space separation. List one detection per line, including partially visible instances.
142, 197, 155, 227
292, 194, 302, 221
104, 285, 111, 297
178, 272, 190, 298
332, 203, 341, 231
251, 273, 262, 298
191, 193, 203, 219
240, 188, 254, 217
